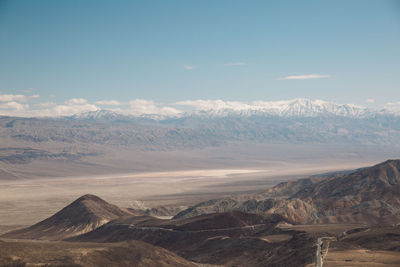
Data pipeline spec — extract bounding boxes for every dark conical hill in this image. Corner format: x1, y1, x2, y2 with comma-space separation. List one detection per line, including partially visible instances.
2, 194, 132, 240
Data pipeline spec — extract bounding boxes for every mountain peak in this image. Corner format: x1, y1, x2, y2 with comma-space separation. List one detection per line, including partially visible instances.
74, 193, 107, 203
70, 110, 124, 121
187, 98, 371, 118
2, 194, 131, 240
374, 158, 400, 166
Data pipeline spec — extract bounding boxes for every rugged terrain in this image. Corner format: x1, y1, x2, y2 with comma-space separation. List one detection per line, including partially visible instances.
0, 240, 197, 267
174, 160, 400, 224
323, 226, 400, 266
1, 195, 316, 267
2, 160, 400, 266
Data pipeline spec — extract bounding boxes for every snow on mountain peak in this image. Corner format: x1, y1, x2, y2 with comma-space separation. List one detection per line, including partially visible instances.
176, 98, 370, 118
70, 98, 380, 120
70, 110, 122, 120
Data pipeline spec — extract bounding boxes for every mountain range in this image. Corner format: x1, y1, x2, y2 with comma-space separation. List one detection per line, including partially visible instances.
174, 159, 400, 224
71, 99, 399, 120
65, 98, 400, 147
2, 99, 400, 151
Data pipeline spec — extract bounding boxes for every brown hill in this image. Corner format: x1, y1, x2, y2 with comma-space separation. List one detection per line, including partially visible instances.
2, 194, 133, 240
0, 240, 197, 267
294, 159, 400, 223
68, 211, 285, 245
2, 194, 315, 266
175, 160, 400, 224
174, 197, 319, 224
69, 211, 315, 267
323, 226, 400, 266
335, 226, 400, 251
167, 210, 275, 231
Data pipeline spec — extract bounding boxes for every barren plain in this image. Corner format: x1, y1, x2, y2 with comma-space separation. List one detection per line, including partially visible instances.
0, 156, 382, 226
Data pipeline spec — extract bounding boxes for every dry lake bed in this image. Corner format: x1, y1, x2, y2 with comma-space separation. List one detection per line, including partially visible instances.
0, 160, 374, 226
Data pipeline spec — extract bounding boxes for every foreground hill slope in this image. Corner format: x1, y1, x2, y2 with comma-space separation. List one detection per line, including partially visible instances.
175, 160, 400, 224
0, 240, 197, 267
2, 194, 133, 240
323, 226, 400, 266
294, 159, 400, 223
2, 194, 316, 267
68, 211, 287, 244
69, 211, 315, 267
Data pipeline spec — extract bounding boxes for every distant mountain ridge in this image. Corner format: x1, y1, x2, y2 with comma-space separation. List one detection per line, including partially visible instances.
69, 98, 398, 120
56, 99, 400, 147
45, 98, 400, 148
182, 98, 373, 118
2, 105, 400, 153
70, 109, 130, 121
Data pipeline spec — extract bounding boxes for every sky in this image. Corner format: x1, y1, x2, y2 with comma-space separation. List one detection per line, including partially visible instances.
0, 0, 399, 116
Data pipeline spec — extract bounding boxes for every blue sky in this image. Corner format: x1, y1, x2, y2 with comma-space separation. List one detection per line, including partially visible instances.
0, 0, 399, 115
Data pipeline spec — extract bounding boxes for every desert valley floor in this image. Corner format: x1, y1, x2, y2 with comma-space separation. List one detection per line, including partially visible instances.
0, 160, 378, 226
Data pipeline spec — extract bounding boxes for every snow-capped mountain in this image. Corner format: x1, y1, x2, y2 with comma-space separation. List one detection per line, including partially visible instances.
68, 110, 137, 122
3, 98, 400, 150
254, 98, 370, 117
71, 99, 378, 120
183, 98, 372, 118
71, 110, 119, 120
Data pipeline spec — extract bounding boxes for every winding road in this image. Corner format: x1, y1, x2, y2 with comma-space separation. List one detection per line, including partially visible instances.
117, 223, 267, 233
316, 237, 335, 267
316, 238, 323, 267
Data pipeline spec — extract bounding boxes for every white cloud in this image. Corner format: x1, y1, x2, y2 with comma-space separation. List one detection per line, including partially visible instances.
0, 101, 29, 111
184, 64, 195, 70
128, 99, 181, 117
34, 102, 57, 108
223, 62, 247, 66
176, 100, 251, 111
280, 74, 330, 80
46, 98, 99, 116
366, 99, 375, 103
95, 100, 121, 106
384, 101, 400, 113
65, 98, 90, 105
0, 94, 39, 102
10, 98, 99, 117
